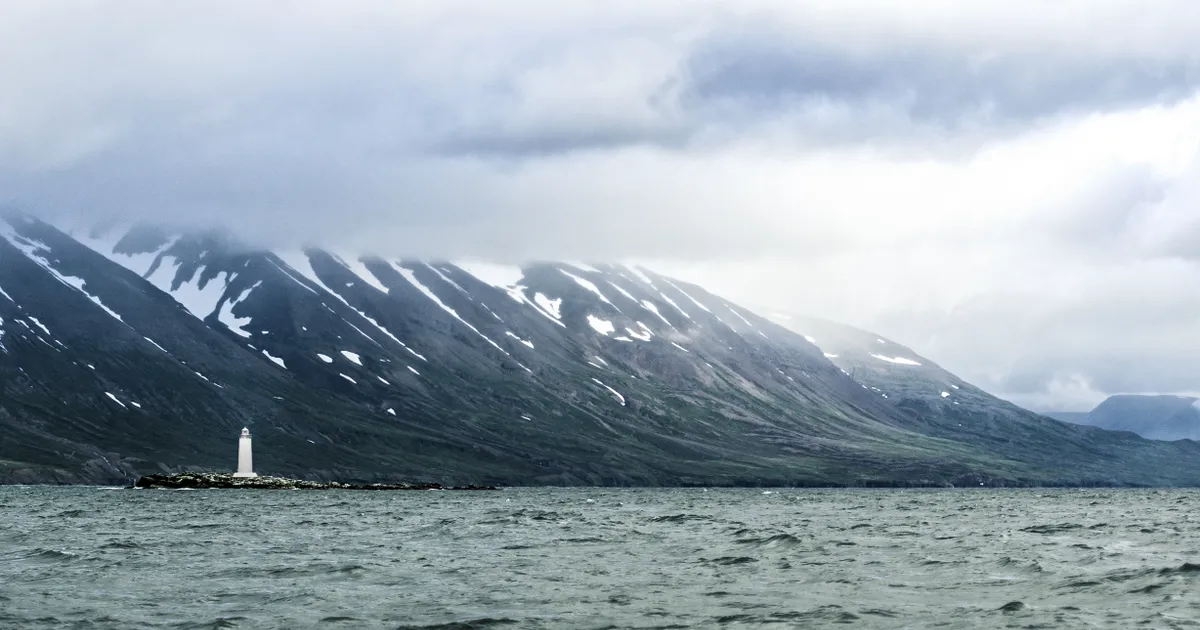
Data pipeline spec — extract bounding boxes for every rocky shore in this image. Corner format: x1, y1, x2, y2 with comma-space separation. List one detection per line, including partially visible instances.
133, 472, 499, 491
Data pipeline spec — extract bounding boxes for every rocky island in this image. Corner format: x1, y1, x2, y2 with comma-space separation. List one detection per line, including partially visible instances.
133, 472, 499, 491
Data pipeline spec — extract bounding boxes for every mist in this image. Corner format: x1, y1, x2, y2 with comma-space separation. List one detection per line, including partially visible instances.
4, 0, 1200, 409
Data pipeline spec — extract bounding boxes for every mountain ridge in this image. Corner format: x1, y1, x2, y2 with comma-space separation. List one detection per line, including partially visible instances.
4, 213, 1200, 487
1047, 395, 1200, 442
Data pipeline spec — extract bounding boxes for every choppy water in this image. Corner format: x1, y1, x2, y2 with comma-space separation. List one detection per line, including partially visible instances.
1, 488, 1198, 629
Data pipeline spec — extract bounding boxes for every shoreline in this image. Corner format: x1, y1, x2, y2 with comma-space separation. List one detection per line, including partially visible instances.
131, 473, 500, 491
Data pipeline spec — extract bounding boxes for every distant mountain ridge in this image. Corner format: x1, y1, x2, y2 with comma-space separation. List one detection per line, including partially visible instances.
4, 213, 1200, 486
1047, 395, 1200, 442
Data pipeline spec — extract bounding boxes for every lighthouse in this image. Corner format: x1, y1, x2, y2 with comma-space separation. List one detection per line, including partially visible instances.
233, 427, 258, 478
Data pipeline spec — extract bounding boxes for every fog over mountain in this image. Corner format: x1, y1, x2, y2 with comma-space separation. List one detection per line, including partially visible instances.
4, 1, 1200, 411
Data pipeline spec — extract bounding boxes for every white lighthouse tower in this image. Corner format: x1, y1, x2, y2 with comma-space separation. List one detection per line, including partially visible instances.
233, 427, 258, 478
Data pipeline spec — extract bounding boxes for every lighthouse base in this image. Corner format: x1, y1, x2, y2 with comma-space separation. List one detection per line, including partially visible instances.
233, 472, 259, 478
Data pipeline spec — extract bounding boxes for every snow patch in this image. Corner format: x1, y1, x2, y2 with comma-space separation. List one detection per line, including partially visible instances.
267, 257, 320, 295
505, 331, 535, 349
339, 373, 357, 384
605, 281, 638, 303
27, 317, 50, 337
871, 354, 922, 366
640, 300, 674, 328
216, 281, 259, 338
591, 378, 626, 406
143, 337, 169, 353
823, 353, 839, 358
561, 269, 618, 310
340, 351, 363, 366
565, 261, 602, 274
425, 263, 468, 294
407, 365, 420, 376
317, 353, 334, 363
104, 392, 127, 409
533, 293, 563, 320
394, 263, 510, 356
453, 261, 525, 290
587, 315, 615, 336
626, 327, 652, 342
726, 305, 754, 328
663, 278, 713, 314
1, 225, 131, 324
627, 266, 656, 287
387, 408, 396, 416
145, 259, 231, 321
941, 391, 951, 398
262, 349, 287, 369
670, 341, 690, 353
658, 293, 691, 320
341, 256, 390, 293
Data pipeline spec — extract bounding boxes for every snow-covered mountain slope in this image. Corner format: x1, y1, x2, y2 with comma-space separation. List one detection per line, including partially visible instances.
4, 213, 1200, 486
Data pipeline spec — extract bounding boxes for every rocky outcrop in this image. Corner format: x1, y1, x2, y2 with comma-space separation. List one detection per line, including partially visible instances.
133, 472, 499, 490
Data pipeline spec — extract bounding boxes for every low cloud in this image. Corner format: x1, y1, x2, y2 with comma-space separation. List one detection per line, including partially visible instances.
3, 0, 1200, 407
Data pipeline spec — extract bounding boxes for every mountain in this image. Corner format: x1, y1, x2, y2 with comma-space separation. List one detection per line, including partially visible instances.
763, 315, 1200, 483
1047, 396, 1200, 442
3, 213, 1200, 487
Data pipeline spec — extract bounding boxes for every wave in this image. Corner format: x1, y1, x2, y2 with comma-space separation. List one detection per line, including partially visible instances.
394, 618, 519, 630
650, 514, 712, 524
734, 533, 804, 549
704, 556, 759, 566
1021, 523, 1084, 534
23, 548, 79, 564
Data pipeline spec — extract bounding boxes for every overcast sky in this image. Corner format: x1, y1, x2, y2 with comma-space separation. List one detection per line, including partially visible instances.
3, 0, 1200, 410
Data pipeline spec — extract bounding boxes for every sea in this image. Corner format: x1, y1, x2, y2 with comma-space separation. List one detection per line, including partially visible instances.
1, 487, 1198, 629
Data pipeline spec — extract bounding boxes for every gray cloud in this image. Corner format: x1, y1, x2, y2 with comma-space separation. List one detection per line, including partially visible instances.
3, 1, 1200, 408
685, 35, 1200, 133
